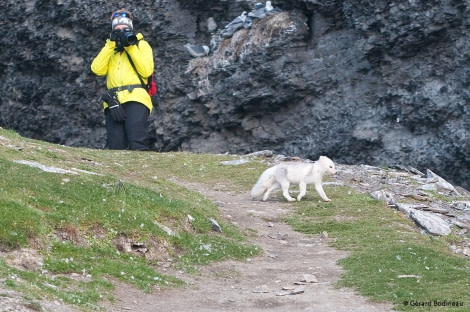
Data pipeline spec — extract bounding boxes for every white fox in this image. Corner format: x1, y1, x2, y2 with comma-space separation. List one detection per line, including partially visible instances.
251, 156, 336, 202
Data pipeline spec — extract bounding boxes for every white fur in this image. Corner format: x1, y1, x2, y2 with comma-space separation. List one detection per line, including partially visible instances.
251, 156, 337, 202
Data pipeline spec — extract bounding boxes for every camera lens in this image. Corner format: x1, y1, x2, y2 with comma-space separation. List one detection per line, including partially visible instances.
124, 32, 137, 46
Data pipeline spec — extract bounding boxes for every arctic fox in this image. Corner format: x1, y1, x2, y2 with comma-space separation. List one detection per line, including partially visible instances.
251, 156, 336, 202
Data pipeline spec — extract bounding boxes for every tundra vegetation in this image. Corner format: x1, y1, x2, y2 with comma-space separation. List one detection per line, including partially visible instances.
0, 128, 468, 311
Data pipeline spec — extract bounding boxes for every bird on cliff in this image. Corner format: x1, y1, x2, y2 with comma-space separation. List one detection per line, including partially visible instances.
248, 2, 267, 19
265, 1, 282, 15
248, 1, 281, 19
184, 43, 210, 57
220, 11, 248, 38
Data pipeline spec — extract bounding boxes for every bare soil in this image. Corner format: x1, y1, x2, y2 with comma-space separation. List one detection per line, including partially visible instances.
102, 180, 394, 312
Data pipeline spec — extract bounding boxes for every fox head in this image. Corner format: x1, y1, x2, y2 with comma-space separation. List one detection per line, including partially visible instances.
319, 156, 337, 175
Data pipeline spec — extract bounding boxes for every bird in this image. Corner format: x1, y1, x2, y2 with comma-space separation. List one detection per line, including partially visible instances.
248, 2, 267, 19
207, 17, 217, 32
266, 1, 273, 11
248, 1, 282, 19
266, 1, 282, 15
220, 11, 248, 38
244, 16, 253, 29
184, 43, 210, 57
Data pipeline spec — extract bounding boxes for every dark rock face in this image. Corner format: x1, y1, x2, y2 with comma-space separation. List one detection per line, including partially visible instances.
1, 0, 469, 188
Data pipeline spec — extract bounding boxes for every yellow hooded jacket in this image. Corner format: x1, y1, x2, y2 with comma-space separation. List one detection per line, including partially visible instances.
91, 33, 154, 113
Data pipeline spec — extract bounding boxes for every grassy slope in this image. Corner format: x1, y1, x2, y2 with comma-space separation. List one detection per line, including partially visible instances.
0, 129, 261, 308
0, 128, 469, 311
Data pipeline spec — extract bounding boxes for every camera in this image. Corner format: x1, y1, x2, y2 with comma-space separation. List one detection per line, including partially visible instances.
110, 29, 137, 46
121, 30, 137, 46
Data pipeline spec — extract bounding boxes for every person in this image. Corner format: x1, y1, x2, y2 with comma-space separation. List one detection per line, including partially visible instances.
91, 8, 154, 150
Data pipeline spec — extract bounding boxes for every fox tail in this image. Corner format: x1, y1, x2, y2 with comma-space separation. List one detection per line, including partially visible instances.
250, 167, 276, 198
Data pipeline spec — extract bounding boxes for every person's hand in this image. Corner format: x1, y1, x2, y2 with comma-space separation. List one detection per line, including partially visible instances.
102, 92, 126, 122
109, 30, 127, 51
109, 30, 119, 41
109, 30, 123, 51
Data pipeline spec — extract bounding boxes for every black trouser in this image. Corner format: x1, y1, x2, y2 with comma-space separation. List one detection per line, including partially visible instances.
105, 101, 150, 151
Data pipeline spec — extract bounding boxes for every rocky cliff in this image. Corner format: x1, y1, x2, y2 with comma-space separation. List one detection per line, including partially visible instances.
1, 0, 469, 188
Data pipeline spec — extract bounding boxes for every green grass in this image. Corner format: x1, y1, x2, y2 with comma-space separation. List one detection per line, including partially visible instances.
0, 129, 260, 310
1, 128, 469, 311
287, 186, 470, 311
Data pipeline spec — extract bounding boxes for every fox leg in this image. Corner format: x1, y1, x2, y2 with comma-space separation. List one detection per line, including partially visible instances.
297, 181, 307, 201
274, 168, 295, 201
263, 183, 279, 201
314, 183, 331, 202
280, 181, 295, 201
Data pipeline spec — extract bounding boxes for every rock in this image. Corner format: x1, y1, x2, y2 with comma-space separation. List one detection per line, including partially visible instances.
370, 190, 396, 206
300, 274, 318, 283
395, 202, 452, 235
246, 150, 274, 157
289, 287, 305, 295
154, 221, 178, 237
451, 219, 470, 230
339, 164, 469, 246
395, 203, 427, 215
397, 274, 421, 279
282, 286, 295, 290
421, 206, 449, 214
220, 158, 250, 165
463, 248, 470, 257
419, 184, 438, 192
267, 232, 288, 240
453, 202, 470, 211
409, 210, 452, 236
294, 281, 307, 285
426, 170, 462, 196
405, 194, 431, 202
209, 218, 222, 233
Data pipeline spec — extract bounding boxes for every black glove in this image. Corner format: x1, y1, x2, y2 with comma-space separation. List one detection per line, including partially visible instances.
102, 92, 126, 122
110, 30, 125, 52
109, 30, 119, 42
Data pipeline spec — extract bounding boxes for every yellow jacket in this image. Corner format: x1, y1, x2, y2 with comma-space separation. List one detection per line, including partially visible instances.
91, 33, 154, 113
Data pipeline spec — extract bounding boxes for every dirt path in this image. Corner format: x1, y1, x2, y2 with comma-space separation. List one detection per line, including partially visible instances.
103, 182, 395, 312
